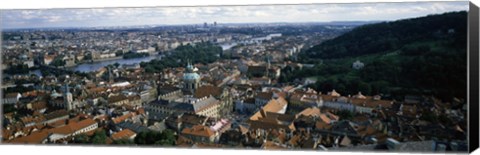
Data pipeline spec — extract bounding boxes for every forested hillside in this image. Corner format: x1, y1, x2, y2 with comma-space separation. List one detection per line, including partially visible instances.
290, 11, 467, 101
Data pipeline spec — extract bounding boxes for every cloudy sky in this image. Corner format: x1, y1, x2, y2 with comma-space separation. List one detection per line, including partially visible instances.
1, 1, 469, 29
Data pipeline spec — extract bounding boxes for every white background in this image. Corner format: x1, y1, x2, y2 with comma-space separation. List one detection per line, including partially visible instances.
1, 0, 479, 155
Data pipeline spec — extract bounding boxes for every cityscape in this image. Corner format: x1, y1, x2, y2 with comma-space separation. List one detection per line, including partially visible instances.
1, 2, 470, 153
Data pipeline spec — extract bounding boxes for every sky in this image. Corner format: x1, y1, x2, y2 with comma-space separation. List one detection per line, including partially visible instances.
1, 1, 469, 29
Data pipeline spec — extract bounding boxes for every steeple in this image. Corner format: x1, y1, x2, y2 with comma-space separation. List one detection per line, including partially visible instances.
64, 82, 70, 94
108, 66, 113, 83
186, 59, 194, 73
64, 82, 73, 111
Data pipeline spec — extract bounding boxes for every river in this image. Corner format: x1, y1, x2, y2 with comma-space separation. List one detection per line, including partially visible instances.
29, 34, 280, 75
29, 55, 163, 76
71, 42, 238, 73
219, 33, 282, 50
72, 55, 163, 72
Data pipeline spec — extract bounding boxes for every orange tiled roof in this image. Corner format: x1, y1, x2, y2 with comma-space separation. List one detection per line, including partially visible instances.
263, 97, 288, 112
297, 107, 321, 117
22, 91, 39, 97
256, 92, 273, 100
31, 101, 47, 110
320, 94, 337, 102
250, 96, 288, 121
70, 118, 96, 131
111, 129, 136, 140
49, 118, 96, 135
112, 112, 134, 124
8, 130, 50, 144
49, 124, 74, 135
20, 116, 46, 125
47, 119, 67, 128
262, 141, 287, 150
181, 125, 215, 138
315, 120, 332, 130
194, 85, 222, 98
137, 108, 145, 115
108, 94, 129, 103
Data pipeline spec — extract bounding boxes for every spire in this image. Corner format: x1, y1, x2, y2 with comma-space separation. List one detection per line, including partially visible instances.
64, 82, 70, 94
186, 59, 194, 72
108, 66, 114, 83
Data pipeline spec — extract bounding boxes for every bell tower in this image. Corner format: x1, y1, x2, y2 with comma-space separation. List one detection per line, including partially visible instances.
64, 82, 73, 111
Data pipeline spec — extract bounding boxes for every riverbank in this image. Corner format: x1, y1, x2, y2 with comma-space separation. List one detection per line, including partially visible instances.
91, 56, 123, 62
72, 53, 162, 72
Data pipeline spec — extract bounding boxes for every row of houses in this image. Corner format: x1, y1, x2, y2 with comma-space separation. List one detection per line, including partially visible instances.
7, 118, 98, 144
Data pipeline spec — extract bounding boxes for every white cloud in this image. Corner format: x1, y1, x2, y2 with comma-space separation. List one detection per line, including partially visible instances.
1, 1, 469, 29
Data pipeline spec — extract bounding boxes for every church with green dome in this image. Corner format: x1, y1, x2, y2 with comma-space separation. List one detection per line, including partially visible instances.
183, 61, 201, 94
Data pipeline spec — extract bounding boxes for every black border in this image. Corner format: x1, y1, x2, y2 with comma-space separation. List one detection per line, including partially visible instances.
469, 1, 479, 153
0, 2, 478, 154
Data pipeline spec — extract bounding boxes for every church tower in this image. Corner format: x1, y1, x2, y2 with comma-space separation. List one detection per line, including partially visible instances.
64, 83, 73, 111
108, 66, 114, 83
183, 60, 201, 94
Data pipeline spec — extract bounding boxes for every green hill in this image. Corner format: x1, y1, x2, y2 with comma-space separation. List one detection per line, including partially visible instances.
300, 11, 467, 60
290, 11, 467, 101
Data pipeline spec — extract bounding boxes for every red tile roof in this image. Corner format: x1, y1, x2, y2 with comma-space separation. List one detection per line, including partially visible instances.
111, 129, 136, 140
49, 118, 97, 135
250, 96, 288, 121
8, 130, 50, 144
112, 112, 135, 124
297, 107, 321, 117
70, 118, 96, 131
256, 92, 273, 100
181, 125, 215, 138
194, 85, 222, 98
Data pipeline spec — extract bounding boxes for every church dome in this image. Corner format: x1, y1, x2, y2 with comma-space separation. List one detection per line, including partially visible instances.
51, 90, 62, 98
183, 61, 200, 81
183, 72, 200, 81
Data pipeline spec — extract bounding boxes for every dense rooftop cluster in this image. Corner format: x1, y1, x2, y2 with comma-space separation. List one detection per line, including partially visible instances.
1, 22, 467, 152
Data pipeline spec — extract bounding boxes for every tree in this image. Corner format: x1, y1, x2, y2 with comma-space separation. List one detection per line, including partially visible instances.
84, 54, 92, 60
112, 139, 135, 145
91, 130, 107, 144
133, 130, 176, 146
337, 110, 354, 120
4, 64, 29, 74
420, 112, 438, 122
358, 82, 372, 95
141, 42, 222, 73
73, 134, 89, 143
159, 129, 176, 145
51, 58, 65, 67
115, 50, 124, 56
113, 63, 120, 68
3, 104, 16, 114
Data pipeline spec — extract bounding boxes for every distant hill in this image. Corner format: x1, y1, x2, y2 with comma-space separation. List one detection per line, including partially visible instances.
291, 11, 467, 101
300, 11, 467, 60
